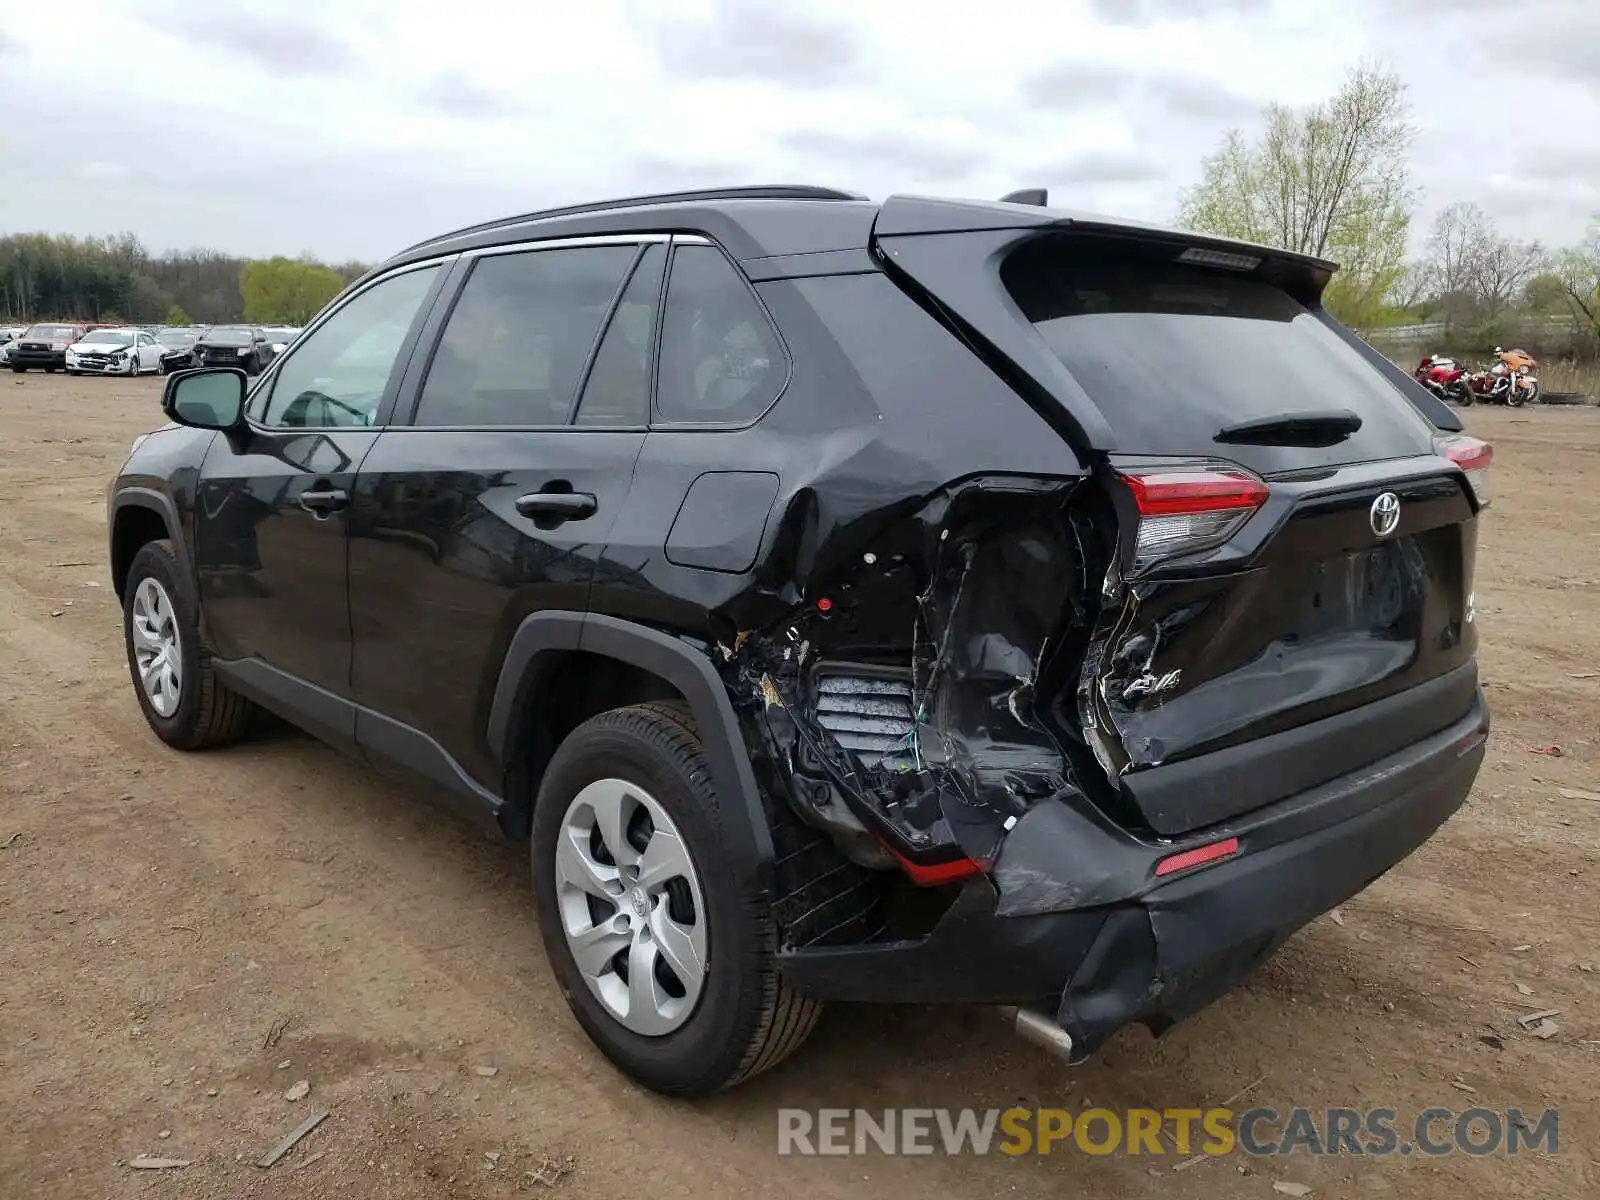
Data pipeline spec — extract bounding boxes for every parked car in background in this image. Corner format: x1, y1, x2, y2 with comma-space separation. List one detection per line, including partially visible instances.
65, 327, 164, 376
0, 326, 26, 366
193, 325, 274, 375
9, 323, 89, 372
154, 327, 204, 374
261, 325, 303, 355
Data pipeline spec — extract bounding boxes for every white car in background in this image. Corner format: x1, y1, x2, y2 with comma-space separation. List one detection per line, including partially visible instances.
262, 325, 302, 355
0, 326, 25, 365
65, 328, 164, 376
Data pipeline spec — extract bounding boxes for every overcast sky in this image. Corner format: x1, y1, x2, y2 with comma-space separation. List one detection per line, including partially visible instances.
2, 0, 1596, 263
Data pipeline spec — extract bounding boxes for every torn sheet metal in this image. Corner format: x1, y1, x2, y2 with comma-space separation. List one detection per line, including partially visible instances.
716, 474, 1107, 872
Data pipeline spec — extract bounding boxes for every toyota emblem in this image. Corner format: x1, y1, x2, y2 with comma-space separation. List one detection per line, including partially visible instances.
1370, 492, 1401, 538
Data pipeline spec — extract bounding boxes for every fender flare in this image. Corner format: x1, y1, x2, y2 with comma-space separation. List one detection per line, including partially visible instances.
108, 487, 193, 596
487, 611, 775, 882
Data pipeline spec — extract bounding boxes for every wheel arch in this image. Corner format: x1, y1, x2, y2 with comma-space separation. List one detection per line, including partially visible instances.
109, 489, 191, 600
489, 612, 775, 884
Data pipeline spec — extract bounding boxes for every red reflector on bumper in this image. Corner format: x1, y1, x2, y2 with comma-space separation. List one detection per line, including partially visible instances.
1154, 836, 1240, 878
885, 846, 987, 887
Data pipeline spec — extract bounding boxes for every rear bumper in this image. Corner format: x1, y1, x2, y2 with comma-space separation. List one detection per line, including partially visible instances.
780, 686, 1488, 1059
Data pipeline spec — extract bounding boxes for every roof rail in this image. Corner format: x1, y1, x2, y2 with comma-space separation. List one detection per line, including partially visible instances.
401, 184, 869, 255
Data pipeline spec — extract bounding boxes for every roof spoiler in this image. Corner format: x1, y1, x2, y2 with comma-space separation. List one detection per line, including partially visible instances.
872, 194, 1337, 299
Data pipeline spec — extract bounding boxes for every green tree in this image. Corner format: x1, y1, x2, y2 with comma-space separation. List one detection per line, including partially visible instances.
164, 302, 193, 325
1177, 62, 1414, 328
239, 256, 346, 324
1552, 219, 1600, 347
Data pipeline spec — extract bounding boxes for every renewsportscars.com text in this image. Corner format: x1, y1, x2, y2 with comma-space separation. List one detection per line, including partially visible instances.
777, 1106, 1558, 1158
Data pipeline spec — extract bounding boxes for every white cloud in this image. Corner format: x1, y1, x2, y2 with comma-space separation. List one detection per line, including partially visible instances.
0, 0, 1593, 261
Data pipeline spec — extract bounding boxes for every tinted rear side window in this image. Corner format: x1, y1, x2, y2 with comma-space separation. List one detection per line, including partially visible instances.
575, 244, 665, 427
655, 244, 784, 426
1002, 246, 1438, 471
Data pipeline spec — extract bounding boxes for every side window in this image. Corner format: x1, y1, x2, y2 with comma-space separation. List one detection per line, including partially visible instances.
259, 266, 438, 428
574, 244, 665, 427
655, 244, 784, 426
413, 245, 636, 427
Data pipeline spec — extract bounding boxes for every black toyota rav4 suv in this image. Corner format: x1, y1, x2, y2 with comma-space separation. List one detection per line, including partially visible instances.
108, 185, 1492, 1096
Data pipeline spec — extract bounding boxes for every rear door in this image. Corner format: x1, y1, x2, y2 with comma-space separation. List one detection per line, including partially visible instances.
346, 237, 659, 791
882, 221, 1484, 834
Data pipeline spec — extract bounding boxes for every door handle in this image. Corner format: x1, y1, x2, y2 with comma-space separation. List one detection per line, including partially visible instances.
299, 487, 349, 517
515, 490, 597, 522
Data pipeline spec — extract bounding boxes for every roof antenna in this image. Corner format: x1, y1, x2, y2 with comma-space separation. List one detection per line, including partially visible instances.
999, 188, 1048, 206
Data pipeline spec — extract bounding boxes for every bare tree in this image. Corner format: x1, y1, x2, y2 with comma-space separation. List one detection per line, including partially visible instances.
1470, 235, 1546, 315
1420, 202, 1547, 322
1177, 62, 1414, 326
1426, 202, 1492, 299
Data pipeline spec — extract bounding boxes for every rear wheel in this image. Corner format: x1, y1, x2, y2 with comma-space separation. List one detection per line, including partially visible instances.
8, 365, 22, 374
531, 701, 834, 1095
122, 539, 254, 749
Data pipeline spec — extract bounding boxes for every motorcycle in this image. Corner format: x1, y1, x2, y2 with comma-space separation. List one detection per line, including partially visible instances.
1413, 353, 1471, 404
1464, 347, 1541, 407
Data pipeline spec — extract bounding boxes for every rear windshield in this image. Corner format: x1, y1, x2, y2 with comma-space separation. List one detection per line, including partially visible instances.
1002, 247, 1437, 471
25, 325, 76, 339
206, 327, 253, 345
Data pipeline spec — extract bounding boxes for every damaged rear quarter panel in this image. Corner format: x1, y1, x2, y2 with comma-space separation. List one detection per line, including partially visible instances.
589, 270, 1115, 877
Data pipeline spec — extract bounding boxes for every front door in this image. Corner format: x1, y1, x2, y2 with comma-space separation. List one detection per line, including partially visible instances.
193, 263, 446, 728
348, 240, 663, 791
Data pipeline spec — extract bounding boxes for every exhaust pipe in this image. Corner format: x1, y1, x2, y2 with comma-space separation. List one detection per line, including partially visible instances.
997, 1005, 1074, 1061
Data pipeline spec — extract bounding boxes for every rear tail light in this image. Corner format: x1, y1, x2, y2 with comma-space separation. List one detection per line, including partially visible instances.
1435, 434, 1492, 507
1114, 462, 1269, 569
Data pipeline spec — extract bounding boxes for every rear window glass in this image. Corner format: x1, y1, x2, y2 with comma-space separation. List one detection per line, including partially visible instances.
1002, 247, 1437, 470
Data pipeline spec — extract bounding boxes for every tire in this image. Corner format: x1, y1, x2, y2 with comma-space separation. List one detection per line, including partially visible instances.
531, 701, 825, 1096
46, 366, 59, 374
1507, 388, 1526, 408
122, 539, 253, 750
9, 365, 22, 374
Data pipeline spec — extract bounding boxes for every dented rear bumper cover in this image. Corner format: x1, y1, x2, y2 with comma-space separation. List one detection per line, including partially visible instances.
779, 687, 1488, 1059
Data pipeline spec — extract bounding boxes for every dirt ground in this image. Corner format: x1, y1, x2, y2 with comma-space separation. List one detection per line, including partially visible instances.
2, 374, 1597, 1200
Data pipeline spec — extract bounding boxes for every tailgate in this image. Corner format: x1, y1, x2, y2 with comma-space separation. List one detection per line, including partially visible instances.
1095, 460, 1481, 834
873, 208, 1483, 835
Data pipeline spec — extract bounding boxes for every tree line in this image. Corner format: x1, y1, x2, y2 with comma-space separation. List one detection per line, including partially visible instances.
1176, 62, 1600, 356
0, 232, 369, 327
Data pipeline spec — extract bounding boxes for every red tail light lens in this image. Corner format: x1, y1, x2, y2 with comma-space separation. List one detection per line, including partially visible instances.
1115, 464, 1269, 568
1435, 434, 1492, 507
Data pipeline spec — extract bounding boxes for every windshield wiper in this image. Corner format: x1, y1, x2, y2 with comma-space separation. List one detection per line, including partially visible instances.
1215, 409, 1363, 447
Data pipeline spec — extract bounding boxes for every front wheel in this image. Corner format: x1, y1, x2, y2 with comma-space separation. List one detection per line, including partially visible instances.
122, 539, 254, 749
531, 701, 822, 1096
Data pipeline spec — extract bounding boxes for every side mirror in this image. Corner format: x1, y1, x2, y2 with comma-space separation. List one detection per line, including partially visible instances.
162, 367, 247, 431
